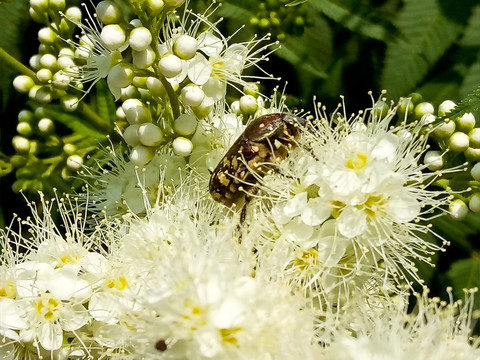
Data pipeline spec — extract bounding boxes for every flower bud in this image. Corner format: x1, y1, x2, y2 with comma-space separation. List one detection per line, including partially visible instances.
239, 95, 258, 115
52, 71, 71, 90
29, 7, 46, 23
181, 84, 205, 107
173, 34, 198, 60
49, 0, 65, 11
231, 100, 240, 114
164, 0, 185, 7
397, 97, 414, 120
108, 64, 134, 88
96, 1, 122, 24
63, 143, 76, 155
65, 6, 82, 22
18, 110, 34, 122
61, 94, 79, 111
57, 55, 75, 69
129, 27, 152, 51
471, 163, 480, 181
130, 145, 154, 166
147, 0, 164, 14
158, 54, 183, 78
438, 100, 456, 116
173, 137, 193, 156
448, 132, 469, 152
34, 86, 52, 103
38, 118, 55, 133
66, 154, 83, 171
38, 27, 57, 44
132, 48, 156, 69
469, 193, 480, 213
146, 77, 165, 97
468, 128, 480, 148
414, 102, 434, 119
30, 0, 48, 12
465, 147, 480, 162
174, 114, 197, 136
192, 97, 214, 119
123, 124, 140, 146
120, 85, 140, 101
36, 68, 52, 83
116, 106, 126, 120
13, 75, 35, 93
449, 199, 468, 220
16, 122, 32, 136
12, 136, 30, 153
424, 150, 443, 171
138, 123, 163, 147
100, 24, 126, 51
29, 54, 42, 70
40, 54, 57, 69
456, 112, 475, 133
122, 98, 151, 124
433, 119, 455, 138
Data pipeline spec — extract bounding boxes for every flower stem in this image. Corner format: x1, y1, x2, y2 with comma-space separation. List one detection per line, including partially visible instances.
0, 47, 36, 79
150, 15, 181, 120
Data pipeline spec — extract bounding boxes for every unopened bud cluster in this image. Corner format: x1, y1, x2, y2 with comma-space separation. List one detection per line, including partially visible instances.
398, 95, 480, 220
249, 0, 312, 41
9, 108, 85, 194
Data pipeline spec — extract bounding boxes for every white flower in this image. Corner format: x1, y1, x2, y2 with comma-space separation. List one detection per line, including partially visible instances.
317, 289, 480, 360
248, 96, 450, 301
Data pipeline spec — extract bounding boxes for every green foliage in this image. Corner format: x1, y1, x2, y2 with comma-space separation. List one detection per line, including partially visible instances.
447, 256, 480, 309
0, 0, 29, 107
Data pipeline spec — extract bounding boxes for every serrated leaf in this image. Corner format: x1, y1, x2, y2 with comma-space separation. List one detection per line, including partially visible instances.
447, 256, 480, 309
459, 5, 480, 47
309, 0, 387, 41
381, 0, 462, 98
445, 86, 480, 120
40, 106, 107, 140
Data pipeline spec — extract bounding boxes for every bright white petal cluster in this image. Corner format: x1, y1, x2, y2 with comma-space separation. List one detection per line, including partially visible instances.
246, 98, 450, 303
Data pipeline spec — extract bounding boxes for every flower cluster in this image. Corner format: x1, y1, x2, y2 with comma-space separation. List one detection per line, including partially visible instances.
1, 1, 480, 360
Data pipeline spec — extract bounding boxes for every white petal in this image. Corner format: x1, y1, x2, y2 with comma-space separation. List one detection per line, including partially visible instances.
197, 32, 224, 57
283, 192, 308, 217
187, 54, 212, 85
202, 76, 226, 100
284, 217, 314, 242
0, 299, 27, 330
330, 170, 360, 196
60, 304, 89, 331
372, 133, 398, 162
38, 321, 63, 351
301, 198, 331, 226
385, 194, 420, 223
337, 207, 368, 238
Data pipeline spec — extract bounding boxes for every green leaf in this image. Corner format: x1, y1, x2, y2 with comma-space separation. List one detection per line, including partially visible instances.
459, 60, 480, 98
459, 5, 480, 47
218, 2, 256, 21
91, 79, 117, 127
447, 256, 480, 309
276, 13, 332, 81
0, 0, 30, 106
444, 85, 480, 120
380, 0, 462, 98
309, 0, 387, 41
40, 106, 107, 141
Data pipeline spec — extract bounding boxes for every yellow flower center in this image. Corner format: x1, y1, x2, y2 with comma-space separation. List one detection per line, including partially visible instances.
346, 152, 368, 172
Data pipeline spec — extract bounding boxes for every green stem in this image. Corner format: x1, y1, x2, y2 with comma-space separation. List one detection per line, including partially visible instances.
77, 102, 111, 133
151, 14, 181, 120
0, 47, 37, 79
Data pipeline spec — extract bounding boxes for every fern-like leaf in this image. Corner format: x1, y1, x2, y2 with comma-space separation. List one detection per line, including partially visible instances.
444, 85, 480, 119
380, 0, 462, 98
309, 0, 387, 41
459, 5, 480, 47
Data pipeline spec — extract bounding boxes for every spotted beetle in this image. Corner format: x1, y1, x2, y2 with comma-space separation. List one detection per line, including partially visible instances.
209, 113, 306, 207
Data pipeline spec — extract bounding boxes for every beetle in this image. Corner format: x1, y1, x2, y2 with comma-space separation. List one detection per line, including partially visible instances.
209, 113, 306, 207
